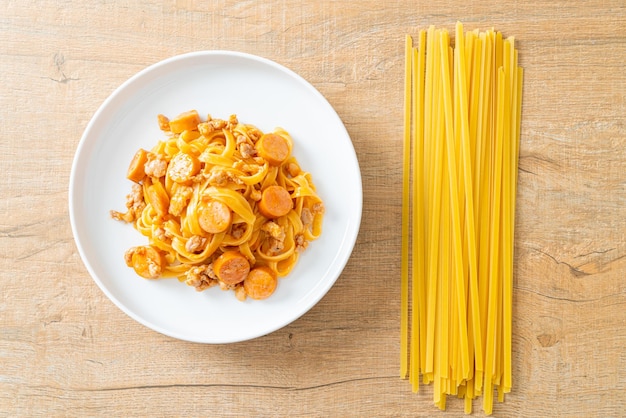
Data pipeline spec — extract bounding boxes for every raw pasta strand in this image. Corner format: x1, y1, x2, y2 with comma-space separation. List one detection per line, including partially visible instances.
502, 36, 516, 394
439, 121, 450, 383
400, 34, 412, 379
476, 33, 494, 386
409, 45, 421, 391
440, 29, 471, 380
411, 29, 427, 391
425, 27, 446, 379
421, 26, 437, 383
416, 31, 429, 379
455, 21, 483, 382
483, 67, 506, 415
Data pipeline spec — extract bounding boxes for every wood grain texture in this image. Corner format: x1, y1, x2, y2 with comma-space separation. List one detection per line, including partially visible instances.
1, 0, 625, 416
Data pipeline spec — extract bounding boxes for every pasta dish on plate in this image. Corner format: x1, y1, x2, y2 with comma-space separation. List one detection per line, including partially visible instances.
111, 110, 324, 301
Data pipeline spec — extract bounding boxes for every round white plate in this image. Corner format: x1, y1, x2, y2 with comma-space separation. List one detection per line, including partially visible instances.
69, 51, 362, 343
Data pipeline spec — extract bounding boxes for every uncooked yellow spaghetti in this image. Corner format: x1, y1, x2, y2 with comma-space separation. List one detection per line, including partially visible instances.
401, 23, 523, 415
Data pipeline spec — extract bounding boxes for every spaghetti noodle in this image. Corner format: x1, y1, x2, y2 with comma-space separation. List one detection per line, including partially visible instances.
401, 23, 523, 415
111, 111, 324, 301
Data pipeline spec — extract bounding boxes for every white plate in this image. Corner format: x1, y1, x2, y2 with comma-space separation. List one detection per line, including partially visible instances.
69, 51, 362, 343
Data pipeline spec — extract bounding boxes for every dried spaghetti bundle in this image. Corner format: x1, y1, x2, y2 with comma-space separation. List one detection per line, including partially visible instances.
400, 22, 523, 414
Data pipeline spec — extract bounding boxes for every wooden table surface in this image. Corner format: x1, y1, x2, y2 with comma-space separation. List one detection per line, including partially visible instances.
2, 1, 625, 416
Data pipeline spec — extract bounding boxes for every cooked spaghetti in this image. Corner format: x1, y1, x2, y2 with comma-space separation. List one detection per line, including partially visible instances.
111, 111, 324, 301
